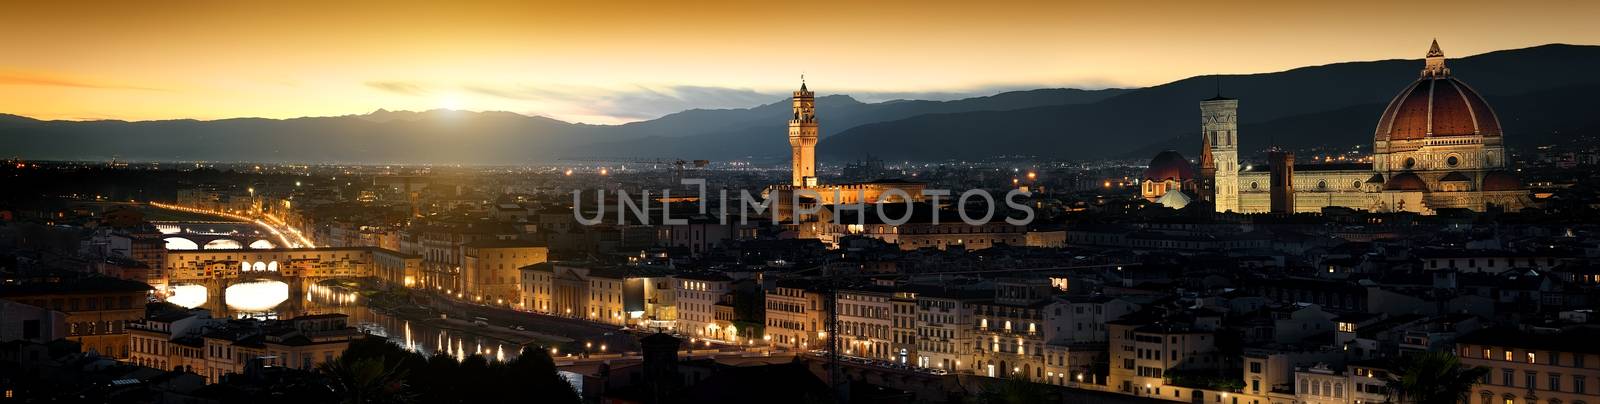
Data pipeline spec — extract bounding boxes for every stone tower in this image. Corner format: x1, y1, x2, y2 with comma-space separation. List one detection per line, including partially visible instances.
789, 79, 819, 187
1201, 96, 1240, 212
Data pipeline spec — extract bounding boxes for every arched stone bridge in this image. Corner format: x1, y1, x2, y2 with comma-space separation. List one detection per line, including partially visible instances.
154, 221, 277, 250
163, 247, 420, 315
162, 234, 278, 250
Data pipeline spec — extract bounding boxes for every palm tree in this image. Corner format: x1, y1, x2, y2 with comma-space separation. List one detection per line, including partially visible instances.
319, 356, 415, 404
1385, 351, 1489, 404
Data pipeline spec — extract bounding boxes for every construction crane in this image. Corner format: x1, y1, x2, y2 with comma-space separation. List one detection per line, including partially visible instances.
559, 158, 709, 184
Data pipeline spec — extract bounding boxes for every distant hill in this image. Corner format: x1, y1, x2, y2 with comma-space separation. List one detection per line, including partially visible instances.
0, 88, 1126, 164
819, 44, 1600, 161
5, 43, 1600, 164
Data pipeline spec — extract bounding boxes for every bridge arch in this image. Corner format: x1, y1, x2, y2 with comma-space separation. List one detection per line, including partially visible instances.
164, 237, 200, 250
203, 239, 244, 250
249, 239, 276, 249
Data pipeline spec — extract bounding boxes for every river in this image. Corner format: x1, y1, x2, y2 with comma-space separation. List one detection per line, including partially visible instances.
144, 205, 531, 362
166, 279, 528, 362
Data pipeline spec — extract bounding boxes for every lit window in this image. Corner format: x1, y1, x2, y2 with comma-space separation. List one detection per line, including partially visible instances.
1527, 352, 1537, 363
1505, 350, 1514, 361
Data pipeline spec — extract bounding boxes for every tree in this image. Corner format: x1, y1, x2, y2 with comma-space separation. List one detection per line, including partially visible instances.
319, 356, 414, 404
1384, 352, 1489, 404
978, 377, 1050, 404
328, 337, 580, 404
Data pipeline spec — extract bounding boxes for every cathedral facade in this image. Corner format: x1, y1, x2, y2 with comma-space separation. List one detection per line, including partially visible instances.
1170, 41, 1534, 214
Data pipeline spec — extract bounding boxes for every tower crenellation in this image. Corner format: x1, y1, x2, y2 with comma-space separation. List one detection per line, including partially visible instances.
789, 78, 818, 187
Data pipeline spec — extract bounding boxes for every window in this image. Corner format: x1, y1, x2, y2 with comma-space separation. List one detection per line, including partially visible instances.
1504, 369, 1515, 386
1550, 374, 1561, 391
1527, 372, 1538, 390
1405, 158, 1416, 169
1506, 350, 1515, 361
1575, 376, 1587, 394
1447, 156, 1459, 166
1529, 352, 1538, 363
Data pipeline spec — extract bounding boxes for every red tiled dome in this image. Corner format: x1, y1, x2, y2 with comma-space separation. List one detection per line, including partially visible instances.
1374, 42, 1502, 142
1481, 171, 1521, 191
1143, 150, 1195, 181
1384, 172, 1428, 191
1373, 77, 1501, 142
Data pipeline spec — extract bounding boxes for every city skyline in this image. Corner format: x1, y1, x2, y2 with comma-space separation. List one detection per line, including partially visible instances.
7, 2, 1600, 401
4, 0, 1599, 124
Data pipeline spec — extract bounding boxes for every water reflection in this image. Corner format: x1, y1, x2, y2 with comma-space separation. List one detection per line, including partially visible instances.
163, 280, 520, 362
167, 284, 208, 308
225, 281, 288, 312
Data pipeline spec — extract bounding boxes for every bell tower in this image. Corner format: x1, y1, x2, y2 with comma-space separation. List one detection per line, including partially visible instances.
789, 77, 819, 187
1201, 95, 1240, 212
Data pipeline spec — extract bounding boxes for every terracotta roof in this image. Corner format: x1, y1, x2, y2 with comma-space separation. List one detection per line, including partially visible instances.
1384, 172, 1427, 191
1439, 171, 1472, 182
1143, 150, 1195, 181
1482, 171, 1522, 191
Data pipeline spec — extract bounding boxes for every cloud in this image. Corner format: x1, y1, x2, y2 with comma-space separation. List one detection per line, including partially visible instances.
380, 79, 1126, 124
0, 72, 163, 91
466, 83, 782, 121
365, 80, 431, 95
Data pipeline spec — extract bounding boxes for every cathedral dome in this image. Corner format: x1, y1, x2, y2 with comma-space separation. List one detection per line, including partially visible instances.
1481, 171, 1522, 191
1373, 41, 1502, 142
1143, 150, 1195, 181
1384, 172, 1428, 191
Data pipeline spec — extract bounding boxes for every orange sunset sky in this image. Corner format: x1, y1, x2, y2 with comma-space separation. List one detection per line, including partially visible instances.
2, 0, 1597, 124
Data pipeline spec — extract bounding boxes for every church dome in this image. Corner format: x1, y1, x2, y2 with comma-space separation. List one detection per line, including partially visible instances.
1373, 41, 1502, 142
1482, 171, 1522, 191
1143, 150, 1195, 181
1384, 172, 1428, 191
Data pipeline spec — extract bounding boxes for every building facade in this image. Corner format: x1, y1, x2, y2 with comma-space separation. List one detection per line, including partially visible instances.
0, 277, 151, 359
837, 286, 895, 361
462, 239, 547, 306
127, 310, 358, 383
765, 280, 825, 350
1457, 328, 1600, 404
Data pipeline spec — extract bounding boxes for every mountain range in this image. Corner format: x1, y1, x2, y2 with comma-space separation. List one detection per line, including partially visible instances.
4, 43, 1599, 164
